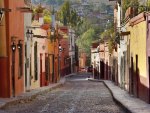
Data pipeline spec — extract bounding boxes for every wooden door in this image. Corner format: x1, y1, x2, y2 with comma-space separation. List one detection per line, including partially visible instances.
40, 54, 43, 87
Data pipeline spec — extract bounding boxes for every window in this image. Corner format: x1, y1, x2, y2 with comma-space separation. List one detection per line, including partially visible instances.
18, 43, 23, 78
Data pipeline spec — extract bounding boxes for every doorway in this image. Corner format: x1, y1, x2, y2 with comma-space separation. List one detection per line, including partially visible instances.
49, 54, 54, 83
135, 55, 139, 97
130, 57, 134, 95
148, 57, 150, 103
40, 54, 43, 87
106, 62, 108, 80
100, 60, 104, 79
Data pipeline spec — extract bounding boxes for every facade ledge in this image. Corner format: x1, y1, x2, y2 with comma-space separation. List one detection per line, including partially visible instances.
129, 12, 146, 26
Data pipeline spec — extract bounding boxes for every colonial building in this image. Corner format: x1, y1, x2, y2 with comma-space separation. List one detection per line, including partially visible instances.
91, 41, 100, 79
58, 26, 70, 77
0, 0, 25, 97
127, 12, 149, 103
24, 0, 33, 92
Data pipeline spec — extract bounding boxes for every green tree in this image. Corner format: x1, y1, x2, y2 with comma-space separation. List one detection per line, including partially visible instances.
138, 0, 150, 12
76, 28, 95, 55
34, 4, 44, 13
57, 0, 70, 25
122, 0, 139, 18
43, 9, 51, 24
57, 0, 82, 28
122, 0, 130, 18
100, 28, 116, 54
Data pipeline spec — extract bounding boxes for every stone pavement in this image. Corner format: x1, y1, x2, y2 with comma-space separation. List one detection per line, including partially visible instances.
1, 73, 125, 113
0, 74, 73, 109
88, 78, 150, 113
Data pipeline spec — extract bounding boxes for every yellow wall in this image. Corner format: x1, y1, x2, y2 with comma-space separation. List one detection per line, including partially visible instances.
128, 21, 147, 78
0, 0, 7, 57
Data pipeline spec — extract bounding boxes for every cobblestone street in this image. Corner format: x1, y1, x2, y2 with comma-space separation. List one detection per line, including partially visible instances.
0, 73, 126, 113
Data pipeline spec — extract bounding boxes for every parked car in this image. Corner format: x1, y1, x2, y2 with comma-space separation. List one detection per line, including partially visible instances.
80, 67, 86, 72
87, 66, 93, 72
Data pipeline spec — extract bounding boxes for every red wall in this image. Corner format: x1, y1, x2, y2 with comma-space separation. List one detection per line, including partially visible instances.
0, 58, 10, 97
60, 38, 69, 76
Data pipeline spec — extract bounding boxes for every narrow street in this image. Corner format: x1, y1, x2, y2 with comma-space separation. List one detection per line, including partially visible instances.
0, 73, 125, 113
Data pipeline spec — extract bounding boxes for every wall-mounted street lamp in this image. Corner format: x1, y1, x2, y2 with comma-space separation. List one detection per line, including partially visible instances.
0, 8, 11, 24
17, 40, 22, 49
11, 42, 16, 52
26, 29, 34, 40
11, 40, 16, 97
0, 9, 4, 24
50, 26, 57, 42
51, 26, 55, 36
59, 44, 62, 52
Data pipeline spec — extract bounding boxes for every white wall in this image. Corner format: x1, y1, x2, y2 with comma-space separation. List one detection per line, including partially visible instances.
69, 28, 76, 73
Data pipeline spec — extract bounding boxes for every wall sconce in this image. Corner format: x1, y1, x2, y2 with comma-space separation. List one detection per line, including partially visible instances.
0, 8, 11, 24
59, 44, 62, 52
11, 42, 16, 52
17, 40, 22, 49
26, 29, 34, 40
51, 26, 55, 36
0, 9, 4, 24
50, 25, 57, 42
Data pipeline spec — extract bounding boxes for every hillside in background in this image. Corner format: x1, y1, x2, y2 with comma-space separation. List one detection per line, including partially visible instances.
31, 0, 64, 5
31, 0, 115, 6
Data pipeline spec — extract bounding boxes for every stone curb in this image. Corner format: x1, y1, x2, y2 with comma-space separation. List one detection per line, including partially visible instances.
64, 73, 77, 78
88, 78, 132, 113
0, 77, 67, 109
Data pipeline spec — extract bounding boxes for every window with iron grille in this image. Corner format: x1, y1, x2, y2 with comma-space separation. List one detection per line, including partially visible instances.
18, 44, 23, 78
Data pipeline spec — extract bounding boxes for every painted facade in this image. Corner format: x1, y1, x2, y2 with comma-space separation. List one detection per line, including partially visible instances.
58, 26, 70, 77
99, 42, 105, 79
79, 52, 87, 71
0, 0, 25, 97
99, 41, 110, 80
128, 13, 148, 102
91, 42, 100, 79
146, 13, 150, 104
119, 22, 130, 91
30, 21, 48, 88
48, 27, 59, 83
24, 12, 32, 91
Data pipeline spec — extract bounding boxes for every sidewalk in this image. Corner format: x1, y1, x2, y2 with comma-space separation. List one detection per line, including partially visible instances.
88, 78, 150, 113
0, 76, 67, 109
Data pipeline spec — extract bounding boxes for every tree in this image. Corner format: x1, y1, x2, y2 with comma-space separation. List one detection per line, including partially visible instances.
122, 0, 139, 18
122, 0, 130, 18
34, 4, 44, 13
100, 28, 116, 54
136, 0, 150, 14
57, 0, 70, 25
76, 28, 95, 55
43, 9, 51, 24
57, 0, 82, 28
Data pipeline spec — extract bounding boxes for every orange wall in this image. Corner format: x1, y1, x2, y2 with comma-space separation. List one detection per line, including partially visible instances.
0, 0, 25, 97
